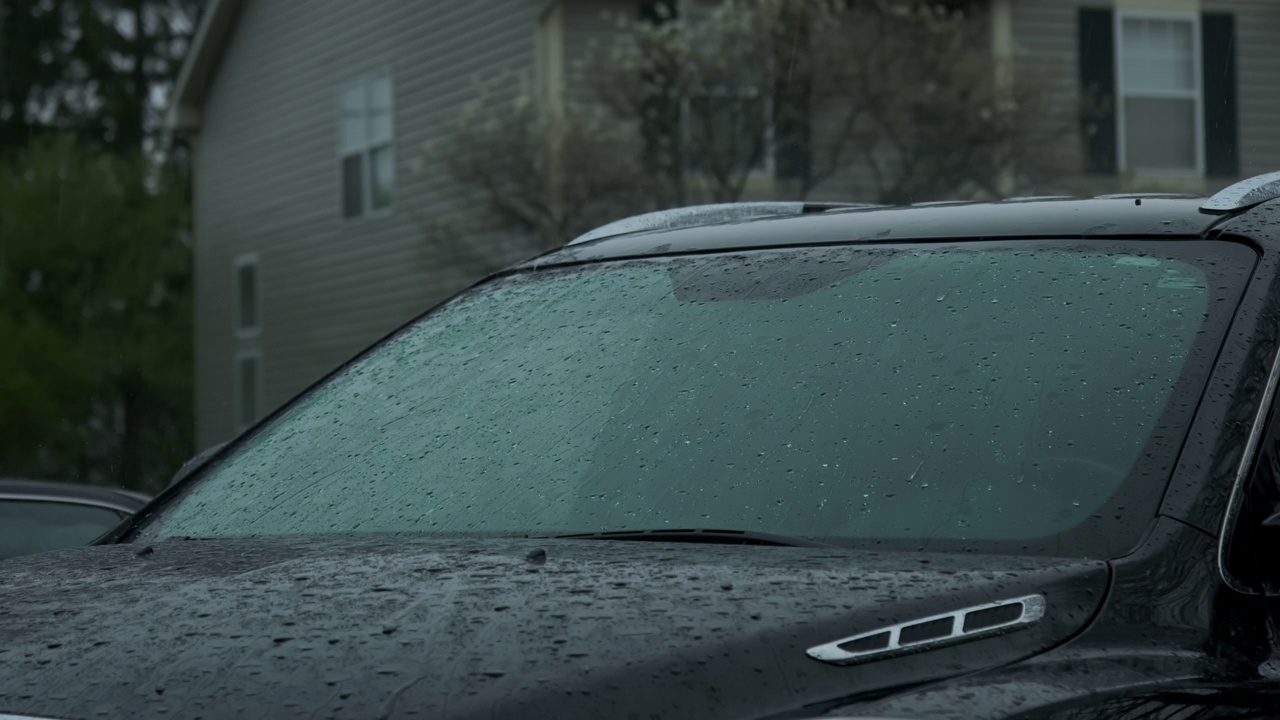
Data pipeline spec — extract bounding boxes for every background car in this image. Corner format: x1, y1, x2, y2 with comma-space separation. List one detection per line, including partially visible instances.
0, 478, 149, 561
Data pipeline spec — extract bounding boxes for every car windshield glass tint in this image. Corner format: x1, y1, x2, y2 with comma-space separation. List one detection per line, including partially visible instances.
0, 500, 126, 560
142, 241, 1255, 557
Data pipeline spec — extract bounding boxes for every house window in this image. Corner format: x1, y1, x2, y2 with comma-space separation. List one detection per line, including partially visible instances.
1116, 13, 1202, 174
234, 350, 263, 432
339, 69, 394, 218
683, 88, 773, 176
233, 254, 259, 336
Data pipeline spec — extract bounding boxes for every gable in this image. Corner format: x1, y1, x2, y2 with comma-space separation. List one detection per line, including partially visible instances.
166, 0, 248, 130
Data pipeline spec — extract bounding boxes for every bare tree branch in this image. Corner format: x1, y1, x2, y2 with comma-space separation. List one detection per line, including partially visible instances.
417, 0, 1083, 262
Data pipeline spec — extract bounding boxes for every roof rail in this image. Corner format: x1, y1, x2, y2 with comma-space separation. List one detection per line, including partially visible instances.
567, 202, 880, 246
1201, 171, 1280, 213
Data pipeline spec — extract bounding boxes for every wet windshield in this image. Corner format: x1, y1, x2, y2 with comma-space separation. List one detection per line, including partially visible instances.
142, 240, 1254, 557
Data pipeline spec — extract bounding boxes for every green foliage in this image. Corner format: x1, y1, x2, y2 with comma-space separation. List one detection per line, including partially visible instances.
0, 136, 192, 490
0, 0, 202, 157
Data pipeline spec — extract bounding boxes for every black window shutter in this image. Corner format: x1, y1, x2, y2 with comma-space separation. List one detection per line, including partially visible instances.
1078, 8, 1116, 175
1202, 13, 1239, 178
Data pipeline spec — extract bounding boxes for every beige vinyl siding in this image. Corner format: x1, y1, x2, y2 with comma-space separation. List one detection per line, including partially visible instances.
195, 0, 540, 447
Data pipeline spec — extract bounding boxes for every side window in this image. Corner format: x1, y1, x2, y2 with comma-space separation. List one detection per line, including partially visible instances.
234, 350, 263, 433
339, 68, 395, 218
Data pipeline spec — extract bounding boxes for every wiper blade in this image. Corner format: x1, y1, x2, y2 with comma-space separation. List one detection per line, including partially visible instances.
546, 528, 836, 548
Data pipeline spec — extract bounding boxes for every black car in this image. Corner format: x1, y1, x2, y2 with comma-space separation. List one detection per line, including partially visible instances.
11, 177, 1280, 719
0, 478, 149, 561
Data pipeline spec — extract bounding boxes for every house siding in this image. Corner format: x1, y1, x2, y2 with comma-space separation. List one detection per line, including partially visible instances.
1011, 0, 1280, 192
194, 0, 541, 448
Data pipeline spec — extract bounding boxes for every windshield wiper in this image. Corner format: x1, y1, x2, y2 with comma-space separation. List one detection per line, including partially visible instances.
545, 528, 836, 548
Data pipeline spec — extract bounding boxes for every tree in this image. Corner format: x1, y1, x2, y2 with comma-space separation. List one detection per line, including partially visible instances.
415, 85, 654, 276
0, 136, 192, 491
0, 1, 202, 489
0, 0, 202, 158
421, 0, 1080, 264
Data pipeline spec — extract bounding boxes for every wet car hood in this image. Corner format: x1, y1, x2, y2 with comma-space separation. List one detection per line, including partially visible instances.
0, 535, 1109, 720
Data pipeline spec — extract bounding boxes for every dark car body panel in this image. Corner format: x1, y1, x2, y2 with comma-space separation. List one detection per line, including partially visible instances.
0, 536, 1108, 719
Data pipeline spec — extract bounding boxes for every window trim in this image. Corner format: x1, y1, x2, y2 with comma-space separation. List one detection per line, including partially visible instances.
338, 67, 396, 221
232, 253, 261, 339
233, 349, 264, 434
1114, 9, 1205, 177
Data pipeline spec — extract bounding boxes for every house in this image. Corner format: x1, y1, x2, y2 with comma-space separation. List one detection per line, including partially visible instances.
169, 0, 1280, 449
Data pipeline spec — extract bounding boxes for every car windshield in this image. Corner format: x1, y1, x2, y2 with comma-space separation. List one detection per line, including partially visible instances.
139, 240, 1254, 557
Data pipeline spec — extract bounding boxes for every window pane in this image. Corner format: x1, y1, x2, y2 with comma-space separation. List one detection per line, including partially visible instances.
342, 153, 364, 218
339, 82, 366, 153
1124, 97, 1196, 171
1121, 17, 1195, 92
370, 144, 394, 210
237, 355, 260, 429
236, 262, 258, 331
0, 500, 126, 560
368, 73, 393, 145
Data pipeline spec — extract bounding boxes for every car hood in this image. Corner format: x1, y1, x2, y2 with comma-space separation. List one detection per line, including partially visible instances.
0, 535, 1109, 720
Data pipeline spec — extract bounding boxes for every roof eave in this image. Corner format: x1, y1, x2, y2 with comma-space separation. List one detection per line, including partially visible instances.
165, 0, 246, 133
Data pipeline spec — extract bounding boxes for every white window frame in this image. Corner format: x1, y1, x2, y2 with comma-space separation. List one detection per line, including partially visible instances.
232, 253, 261, 339
233, 349, 264, 433
1114, 9, 1205, 176
338, 67, 395, 220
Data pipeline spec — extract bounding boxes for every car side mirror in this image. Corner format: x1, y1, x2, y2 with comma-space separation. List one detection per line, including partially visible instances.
168, 442, 227, 488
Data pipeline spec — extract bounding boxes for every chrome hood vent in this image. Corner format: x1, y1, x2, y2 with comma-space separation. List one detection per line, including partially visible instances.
806, 594, 1046, 665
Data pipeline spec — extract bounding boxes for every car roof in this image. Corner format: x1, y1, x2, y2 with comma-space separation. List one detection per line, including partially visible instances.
524, 196, 1247, 268
0, 478, 151, 513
